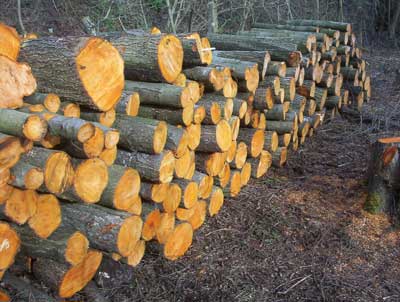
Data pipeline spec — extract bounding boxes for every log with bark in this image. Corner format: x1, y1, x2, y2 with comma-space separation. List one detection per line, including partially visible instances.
101, 32, 183, 83
248, 150, 272, 178
236, 128, 265, 158
183, 66, 225, 92
9, 161, 43, 190
115, 91, 140, 116
20, 36, 124, 111
24, 92, 61, 113
286, 19, 352, 33
0, 22, 20, 60
196, 120, 233, 152
137, 104, 194, 126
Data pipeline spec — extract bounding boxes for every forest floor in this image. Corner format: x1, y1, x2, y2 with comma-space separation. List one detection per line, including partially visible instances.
89, 49, 400, 302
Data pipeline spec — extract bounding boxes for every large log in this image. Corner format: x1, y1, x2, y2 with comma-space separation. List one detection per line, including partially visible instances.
0, 22, 20, 60
115, 149, 175, 183
125, 80, 192, 109
114, 115, 167, 154
0, 55, 36, 109
286, 19, 352, 33
101, 32, 183, 83
19, 36, 124, 111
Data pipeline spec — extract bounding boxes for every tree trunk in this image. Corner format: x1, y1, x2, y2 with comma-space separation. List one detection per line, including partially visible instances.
20, 36, 124, 111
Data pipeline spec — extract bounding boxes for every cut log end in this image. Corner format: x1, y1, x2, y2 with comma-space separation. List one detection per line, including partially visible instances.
142, 209, 161, 241
158, 35, 184, 83
0, 222, 20, 271
77, 37, 124, 111
251, 130, 265, 158
114, 168, 141, 211
163, 183, 182, 213
159, 151, 176, 183
153, 121, 168, 154
44, 151, 74, 194
23, 115, 47, 141
65, 231, 89, 266
24, 167, 44, 190
99, 146, 117, 166
164, 222, 193, 260
229, 171, 242, 197
74, 158, 108, 203
183, 181, 199, 209
59, 250, 103, 298
0, 23, 20, 61
216, 120, 233, 151
156, 212, 175, 244
28, 193, 61, 239
245, 65, 260, 93
127, 239, 145, 267
125, 92, 140, 116
235, 142, 248, 169
186, 124, 201, 150
240, 162, 252, 186
117, 215, 143, 257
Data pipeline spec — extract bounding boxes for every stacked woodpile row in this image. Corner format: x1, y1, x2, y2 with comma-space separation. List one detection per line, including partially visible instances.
0, 18, 370, 300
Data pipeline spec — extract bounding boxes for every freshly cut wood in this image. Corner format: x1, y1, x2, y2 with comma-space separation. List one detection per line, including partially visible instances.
248, 150, 272, 178
196, 98, 221, 125
162, 183, 182, 213
140, 182, 169, 203
0, 222, 20, 272
265, 102, 290, 120
230, 142, 247, 169
1, 188, 36, 225
286, 19, 352, 33
226, 140, 237, 163
207, 186, 224, 216
285, 66, 300, 82
24, 93, 61, 113
173, 73, 187, 87
291, 94, 306, 112
138, 104, 194, 126
62, 126, 103, 159
0, 109, 47, 142
297, 80, 315, 98
21, 147, 74, 194
210, 57, 259, 93
325, 95, 342, 109
272, 147, 288, 168
165, 125, 188, 158
177, 33, 204, 68
10, 161, 43, 190
32, 250, 102, 298
195, 152, 225, 176
61, 202, 142, 257
192, 171, 214, 199
116, 149, 175, 183
102, 32, 183, 83
20, 36, 124, 111
58, 102, 80, 118
221, 77, 238, 98
0, 185, 13, 204
314, 87, 328, 110
298, 121, 310, 139
239, 104, 252, 126
266, 61, 286, 77
253, 87, 274, 110
80, 109, 116, 128
213, 50, 271, 79
125, 80, 192, 108
253, 23, 319, 33
196, 120, 232, 152
236, 128, 265, 158
176, 200, 206, 230
222, 171, 242, 197
269, 50, 302, 67
97, 164, 141, 213
0, 55, 36, 109
186, 123, 201, 150
174, 148, 193, 178
28, 193, 61, 239
141, 206, 162, 241
87, 123, 119, 149
232, 97, 249, 119
278, 133, 292, 147
115, 91, 140, 116
186, 80, 201, 104
163, 222, 193, 260
172, 179, 198, 209
183, 67, 224, 92
114, 115, 167, 154
240, 162, 252, 186
201, 37, 213, 65
250, 110, 260, 129
318, 72, 334, 88
0, 134, 27, 168
0, 23, 20, 60
215, 163, 231, 188
193, 105, 206, 124
259, 76, 280, 96
156, 212, 175, 244
263, 131, 279, 152
328, 74, 343, 96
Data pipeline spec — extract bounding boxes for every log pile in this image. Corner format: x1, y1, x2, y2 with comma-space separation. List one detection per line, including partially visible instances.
0, 19, 371, 299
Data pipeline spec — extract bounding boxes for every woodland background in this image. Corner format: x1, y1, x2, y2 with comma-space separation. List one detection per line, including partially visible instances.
0, 0, 399, 47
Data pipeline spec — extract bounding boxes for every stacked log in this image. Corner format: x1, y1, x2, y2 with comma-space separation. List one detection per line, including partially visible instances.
0, 19, 371, 300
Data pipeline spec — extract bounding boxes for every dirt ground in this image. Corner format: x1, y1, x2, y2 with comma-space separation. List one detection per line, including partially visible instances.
3, 46, 400, 301
77, 50, 400, 302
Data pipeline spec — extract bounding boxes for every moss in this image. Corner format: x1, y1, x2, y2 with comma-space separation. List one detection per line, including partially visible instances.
364, 192, 382, 214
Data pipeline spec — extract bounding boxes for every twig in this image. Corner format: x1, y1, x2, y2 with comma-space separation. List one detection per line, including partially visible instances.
277, 275, 311, 295
17, 0, 26, 36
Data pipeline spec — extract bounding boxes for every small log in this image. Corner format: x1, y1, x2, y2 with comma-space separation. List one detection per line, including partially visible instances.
286, 19, 352, 33
280, 77, 296, 101
192, 171, 214, 199
325, 95, 342, 109
116, 149, 175, 183
278, 133, 292, 147
236, 128, 265, 158
230, 141, 248, 169
196, 120, 232, 152
314, 87, 328, 110
58, 102, 80, 118
265, 102, 290, 120
114, 115, 167, 154
125, 80, 192, 109
264, 131, 279, 152
0, 109, 47, 142
297, 80, 315, 98
253, 87, 274, 110
162, 183, 182, 213
20, 36, 124, 111
176, 200, 206, 230
115, 91, 140, 116
0, 134, 27, 169
206, 186, 224, 216
193, 105, 206, 124
186, 123, 201, 150
174, 148, 194, 178
272, 147, 288, 168
172, 178, 199, 209
9, 161, 43, 190
137, 104, 194, 126
165, 124, 188, 158
248, 150, 272, 178
195, 152, 225, 176
183, 66, 225, 91
32, 251, 102, 298
226, 140, 237, 163
266, 61, 286, 77
0, 222, 20, 272
80, 109, 116, 127
222, 171, 242, 197
24, 92, 61, 113
215, 163, 231, 188
140, 182, 169, 203
266, 120, 297, 135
